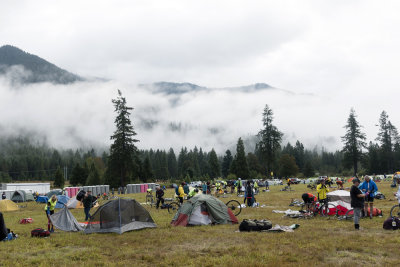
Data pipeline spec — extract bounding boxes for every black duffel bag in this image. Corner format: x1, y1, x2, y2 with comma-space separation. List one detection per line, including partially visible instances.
239, 219, 272, 232
76, 190, 86, 201
383, 217, 400, 230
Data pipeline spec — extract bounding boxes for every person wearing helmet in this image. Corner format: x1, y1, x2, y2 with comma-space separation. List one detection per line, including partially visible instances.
188, 188, 199, 199
316, 179, 329, 213
155, 186, 164, 209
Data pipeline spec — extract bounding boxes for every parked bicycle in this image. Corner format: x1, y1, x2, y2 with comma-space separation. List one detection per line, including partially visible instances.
390, 203, 400, 218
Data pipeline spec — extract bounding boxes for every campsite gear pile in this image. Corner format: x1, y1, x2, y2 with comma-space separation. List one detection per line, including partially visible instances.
289, 199, 304, 207
19, 218, 33, 224
239, 219, 272, 231
171, 194, 238, 226
375, 192, 385, 200
383, 217, 400, 230
31, 228, 50, 238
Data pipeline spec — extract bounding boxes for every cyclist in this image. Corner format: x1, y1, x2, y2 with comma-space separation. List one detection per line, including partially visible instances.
155, 186, 164, 209
316, 179, 329, 214
336, 178, 344, 190
301, 193, 317, 213
188, 188, 199, 199
178, 183, 186, 204
254, 180, 259, 194
359, 175, 378, 219
350, 178, 365, 230
146, 188, 153, 197
215, 182, 221, 196
244, 182, 255, 207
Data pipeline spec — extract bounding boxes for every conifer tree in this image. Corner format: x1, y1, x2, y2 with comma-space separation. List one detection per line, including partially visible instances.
208, 148, 220, 179
54, 167, 64, 188
105, 90, 139, 188
231, 138, 249, 179
86, 163, 101, 185
341, 108, 366, 176
256, 104, 283, 177
221, 150, 233, 178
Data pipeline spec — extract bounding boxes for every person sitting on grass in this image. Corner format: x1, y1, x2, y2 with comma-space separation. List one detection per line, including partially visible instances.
301, 193, 317, 213
155, 186, 165, 209
350, 178, 365, 230
359, 175, 378, 219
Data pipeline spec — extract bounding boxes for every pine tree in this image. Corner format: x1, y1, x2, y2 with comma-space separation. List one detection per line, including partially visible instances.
256, 104, 283, 177
303, 161, 314, 177
208, 149, 220, 179
142, 156, 153, 182
279, 154, 299, 177
341, 108, 367, 176
54, 167, 64, 188
167, 148, 178, 179
106, 90, 139, 188
221, 150, 233, 178
376, 111, 399, 173
231, 138, 249, 179
70, 163, 87, 186
86, 163, 101, 185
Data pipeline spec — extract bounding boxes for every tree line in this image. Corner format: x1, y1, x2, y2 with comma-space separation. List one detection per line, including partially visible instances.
0, 91, 399, 188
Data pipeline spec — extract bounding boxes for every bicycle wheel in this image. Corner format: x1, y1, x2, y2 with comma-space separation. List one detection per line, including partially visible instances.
319, 203, 337, 216
226, 200, 241, 216
168, 202, 180, 214
390, 204, 400, 217
345, 209, 354, 220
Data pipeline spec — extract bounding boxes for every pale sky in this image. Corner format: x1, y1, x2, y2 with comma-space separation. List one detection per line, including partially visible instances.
1, 1, 400, 153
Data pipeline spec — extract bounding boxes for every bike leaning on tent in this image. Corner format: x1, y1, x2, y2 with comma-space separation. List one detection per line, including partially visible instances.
167, 198, 242, 216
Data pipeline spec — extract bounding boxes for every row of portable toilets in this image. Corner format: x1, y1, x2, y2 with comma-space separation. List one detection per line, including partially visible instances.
64, 185, 109, 198
126, 183, 157, 194
64, 183, 157, 198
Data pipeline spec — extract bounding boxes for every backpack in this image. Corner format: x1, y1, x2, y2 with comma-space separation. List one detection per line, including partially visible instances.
31, 228, 50, 238
175, 187, 179, 195
239, 219, 272, 232
383, 217, 400, 230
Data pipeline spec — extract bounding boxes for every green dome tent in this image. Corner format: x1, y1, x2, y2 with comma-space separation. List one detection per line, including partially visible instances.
171, 194, 238, 226
11, 190, 34, 203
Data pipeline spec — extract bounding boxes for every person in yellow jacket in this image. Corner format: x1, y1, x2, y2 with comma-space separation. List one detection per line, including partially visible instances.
178, 183, 186, 204
254, 181, 259, 194
317, 179, 330, 213
44, 195, 57, 232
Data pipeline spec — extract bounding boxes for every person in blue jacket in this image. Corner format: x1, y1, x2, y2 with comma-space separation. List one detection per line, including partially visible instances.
359, 175, 378, 219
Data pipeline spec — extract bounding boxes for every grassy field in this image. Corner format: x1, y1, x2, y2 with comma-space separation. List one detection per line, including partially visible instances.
1, 181, 400, 266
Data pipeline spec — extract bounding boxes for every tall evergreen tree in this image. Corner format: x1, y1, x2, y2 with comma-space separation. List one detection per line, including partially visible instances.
221, 150, 233, 178
303, 161, 314, 177
142, 156, 153, 182
167, 148, 178, 178
376, 111, 399, 173
341, 108, 367, 176
279, 154, 299, 177
106, 90, 139, 188
256, 104, 283, 177
54, 167, 64, 188
86, 163, 101, 185
70, 163, 86, 186
231, 138, 249, 179
208, 149, 220, 178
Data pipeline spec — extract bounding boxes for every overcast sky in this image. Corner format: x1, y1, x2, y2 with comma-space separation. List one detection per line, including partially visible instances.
1, 1, 400, 153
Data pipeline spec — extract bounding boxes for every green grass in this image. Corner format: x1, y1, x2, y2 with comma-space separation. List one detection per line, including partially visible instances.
1, 181, 400, 266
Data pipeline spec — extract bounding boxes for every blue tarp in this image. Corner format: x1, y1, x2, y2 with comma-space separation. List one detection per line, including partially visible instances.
36, 196, 49, 203
55, 195, 70, 209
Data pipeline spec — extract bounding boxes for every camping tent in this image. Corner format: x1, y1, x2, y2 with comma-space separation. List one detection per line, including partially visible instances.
11, 190, 34, 203
171, 194, 238, 226
55, 195, 70, 209
46, 190, 63, 198
66, 196, 84, 209
50, 206, 84, 232
84, 198, 157, 234
327, 190, 351, 216
36, 196, 49, 203
0, 200, 19, 212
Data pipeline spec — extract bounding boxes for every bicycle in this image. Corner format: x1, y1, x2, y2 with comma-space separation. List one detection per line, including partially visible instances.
390, 203, 400, 218
300, 200, 337, 217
